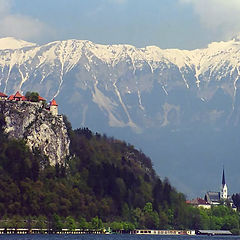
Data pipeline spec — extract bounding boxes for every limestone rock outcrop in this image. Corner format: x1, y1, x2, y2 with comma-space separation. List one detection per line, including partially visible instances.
0, 100, 70, 165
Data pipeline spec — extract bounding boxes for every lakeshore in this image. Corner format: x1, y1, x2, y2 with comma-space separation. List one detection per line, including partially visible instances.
0, 228, 234, 236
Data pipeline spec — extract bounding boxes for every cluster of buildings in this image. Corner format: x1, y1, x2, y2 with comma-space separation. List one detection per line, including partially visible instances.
0, 91, 59, 116
187, 169, 237, 210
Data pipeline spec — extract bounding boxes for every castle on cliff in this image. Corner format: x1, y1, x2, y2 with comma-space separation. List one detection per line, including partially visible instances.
0, 90, 69, 165
0, 91, 58, 116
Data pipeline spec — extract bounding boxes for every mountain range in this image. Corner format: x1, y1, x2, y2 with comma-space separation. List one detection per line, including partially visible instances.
1, 36, 240, 198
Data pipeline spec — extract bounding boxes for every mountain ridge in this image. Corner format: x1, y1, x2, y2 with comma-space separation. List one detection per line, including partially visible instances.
0, 37, 240, 99
1, 37, 240, 197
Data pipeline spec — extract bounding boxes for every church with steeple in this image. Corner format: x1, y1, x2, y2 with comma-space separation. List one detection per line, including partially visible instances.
187, 168, 236, 210
205, 168, 235, 209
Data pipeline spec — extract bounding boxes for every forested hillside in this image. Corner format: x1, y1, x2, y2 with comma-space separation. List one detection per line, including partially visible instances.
0, 112, 190, 229
1, 113, 239, 232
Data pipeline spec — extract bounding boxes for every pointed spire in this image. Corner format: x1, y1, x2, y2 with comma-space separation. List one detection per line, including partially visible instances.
222, 167, 226, 186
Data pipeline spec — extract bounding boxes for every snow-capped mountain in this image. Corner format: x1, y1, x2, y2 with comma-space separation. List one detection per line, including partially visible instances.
0, 37, 37, 50
1, 37, 240, 197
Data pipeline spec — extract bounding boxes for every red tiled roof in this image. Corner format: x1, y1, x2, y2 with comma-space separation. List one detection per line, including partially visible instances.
50, 99, 58, 106
0, 92, 7, 97
14, 91, 23, 98
8, 95, 14, 100
38, 96, 46, 101
21, 96, 27, 101
187, 198, 209, 205
196, 198, 208, 204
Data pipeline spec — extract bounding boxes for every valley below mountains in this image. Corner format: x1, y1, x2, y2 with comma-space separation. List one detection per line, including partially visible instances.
1, 37, 240, 197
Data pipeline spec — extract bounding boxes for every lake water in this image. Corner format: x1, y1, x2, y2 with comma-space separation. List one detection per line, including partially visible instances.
0, 235, 239, 240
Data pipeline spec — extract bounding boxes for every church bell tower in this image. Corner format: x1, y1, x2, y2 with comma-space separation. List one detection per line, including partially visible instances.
220, 168, 228, 199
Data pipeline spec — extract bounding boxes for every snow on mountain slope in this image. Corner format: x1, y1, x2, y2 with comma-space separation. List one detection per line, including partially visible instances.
1, 37, 240, 130
0, 37, 239, 91
0, 37, 37, 50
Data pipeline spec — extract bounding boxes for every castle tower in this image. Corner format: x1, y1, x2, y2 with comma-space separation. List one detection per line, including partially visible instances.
50, 99, 58, 116
220, 168, 228, 199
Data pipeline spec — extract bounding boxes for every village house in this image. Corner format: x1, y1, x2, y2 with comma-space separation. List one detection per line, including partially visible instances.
186, 198, 211, 209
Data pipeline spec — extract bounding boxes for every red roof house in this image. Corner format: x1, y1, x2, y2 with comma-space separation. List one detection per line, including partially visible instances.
12, 91, 28, 101
13, 91, 23, 101
186, 198, 211, 209
0, 92, 7, 98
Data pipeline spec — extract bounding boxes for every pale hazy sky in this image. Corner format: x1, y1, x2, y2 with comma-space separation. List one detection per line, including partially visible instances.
1, 0, 240, 50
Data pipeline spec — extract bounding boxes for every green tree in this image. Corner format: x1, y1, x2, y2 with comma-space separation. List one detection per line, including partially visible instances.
35, 216, 47, 230
122, 222, 135, 231
25, 92, 39, 102
66, 216, 76, 231
110, 221, 123, 231
199, 208, 210, 229
144, 202, 153, 214
51, 214, 63, 232
78, 217, 89, 230
141, 202, 160, 229
8, 215, 24, 229
91, 216, 103, 230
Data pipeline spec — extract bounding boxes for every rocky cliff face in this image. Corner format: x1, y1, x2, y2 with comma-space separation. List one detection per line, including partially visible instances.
0, 100, 70, 165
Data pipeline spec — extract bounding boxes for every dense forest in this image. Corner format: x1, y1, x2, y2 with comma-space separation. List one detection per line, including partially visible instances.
0, 113, 240, 232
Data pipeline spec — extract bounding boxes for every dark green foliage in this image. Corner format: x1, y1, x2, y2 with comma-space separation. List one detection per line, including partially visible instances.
0, 138, 40, 182
51, 214, 63, 232
233, 193, 240, 210
189, 205, 240, 231
3, 115, 235, 230
91, 216, 103, 230
25, 91, 39, 102
66, 216, 76, 231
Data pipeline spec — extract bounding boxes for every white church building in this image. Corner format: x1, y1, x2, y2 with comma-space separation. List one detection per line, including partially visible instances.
205, 169, 235, 209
